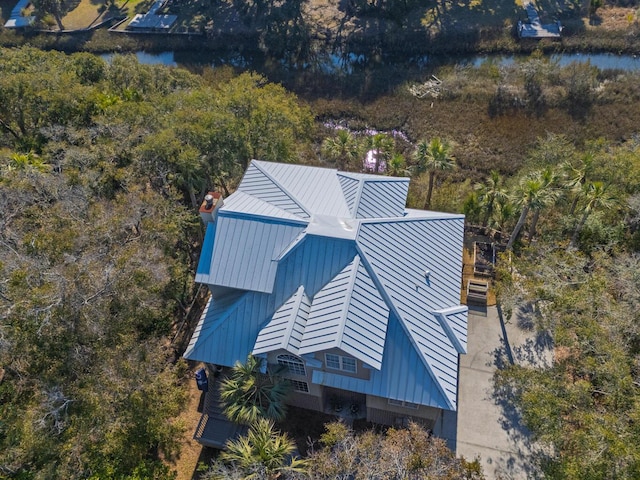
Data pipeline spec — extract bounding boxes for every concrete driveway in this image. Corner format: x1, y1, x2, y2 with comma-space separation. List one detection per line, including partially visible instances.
453, 305, 552, 479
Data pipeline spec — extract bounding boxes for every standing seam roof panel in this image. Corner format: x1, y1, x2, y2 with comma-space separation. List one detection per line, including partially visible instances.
253, 286, 312, 355
183, 291, 248, 361
221, 191, 306, 222
209, 215, 306, 293
238, 163, 310, 219
195, 222, 216, 282
254, 161, 351, 217
338, 174, 361, 217
340, 258, 389, 369
356, 218, 465, 409
355, 180, 410, 219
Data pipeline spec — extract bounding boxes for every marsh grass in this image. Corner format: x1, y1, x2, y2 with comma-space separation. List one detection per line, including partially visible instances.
311, 59, 640, 182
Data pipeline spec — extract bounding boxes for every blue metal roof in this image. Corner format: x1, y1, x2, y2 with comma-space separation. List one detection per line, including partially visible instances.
356, 217, 465, 409
199, 213, 306, 294
185, 161, 467, 411
253, 286, 310, 355
311, 313, 450, 408
195, 222, 216, 279
355, 178, 409, 219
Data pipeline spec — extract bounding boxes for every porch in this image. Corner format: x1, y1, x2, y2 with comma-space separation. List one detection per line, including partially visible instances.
193, 366, 248, 449
322, 387, 366, 421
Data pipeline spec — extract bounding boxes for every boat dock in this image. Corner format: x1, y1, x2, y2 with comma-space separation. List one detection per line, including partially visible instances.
518, 1, 562, 39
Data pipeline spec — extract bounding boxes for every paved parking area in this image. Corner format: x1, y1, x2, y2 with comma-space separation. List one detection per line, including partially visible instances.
454, 305, 551, 479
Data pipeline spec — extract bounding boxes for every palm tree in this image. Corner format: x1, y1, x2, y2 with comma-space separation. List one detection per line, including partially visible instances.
413, 137, 455, 210
527, 166, 559, 241
366, 133, 394, 173
492, 196, 516, 233
387, 153, 408, 177
506, 169, 558, 251
219, 355, 290, 425
321, 130, 361, 171
9, 151, 49, 173
475, 170, 508, 227
569, 181, 616, 249
463, 192, 482, 225
221, 418, 308, 480
561, 153, 595, 215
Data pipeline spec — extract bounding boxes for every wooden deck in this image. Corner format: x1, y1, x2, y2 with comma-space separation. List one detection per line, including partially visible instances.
518, 1, 562, 39
193, 370, 248, 449
461, 236, 497, 307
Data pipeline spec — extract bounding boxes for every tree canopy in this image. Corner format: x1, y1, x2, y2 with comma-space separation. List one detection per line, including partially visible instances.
0, 46, 314, 479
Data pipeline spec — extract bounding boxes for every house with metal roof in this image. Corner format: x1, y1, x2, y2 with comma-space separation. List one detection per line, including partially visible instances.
185, 160, 467, 444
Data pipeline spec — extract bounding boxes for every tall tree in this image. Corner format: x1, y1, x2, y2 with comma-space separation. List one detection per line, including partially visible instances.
219, 355, 291, 425
569, 181, 617, 249
505, 169, 557, 251
475, 170, 508, 227
527, 166, 558, 241
413, 137, 455, 210
366, 133, 394, 173
387, 152, 408, 177
561, 153, 596, 215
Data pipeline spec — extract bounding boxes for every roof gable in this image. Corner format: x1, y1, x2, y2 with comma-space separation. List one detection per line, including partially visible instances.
238, 162, 310, 219
253, 286, 310, 355
297, 255, 389, 369
248, 161, 351, 217
337, 172, 410, 219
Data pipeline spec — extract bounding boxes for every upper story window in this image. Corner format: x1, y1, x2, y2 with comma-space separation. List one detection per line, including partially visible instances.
325, 353, 357, 373
388, 398, 420, 410
277, 354, 306, 376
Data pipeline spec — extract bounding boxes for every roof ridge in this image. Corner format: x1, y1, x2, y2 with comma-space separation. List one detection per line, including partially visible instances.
252, 161, 312, 218
335, 255, 361, 349
284, 286, 308, 353
351, 178, 365, 219
220, 208, 309, 227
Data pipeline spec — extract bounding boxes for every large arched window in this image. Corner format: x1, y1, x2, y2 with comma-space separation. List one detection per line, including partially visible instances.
277, 354, 306, 376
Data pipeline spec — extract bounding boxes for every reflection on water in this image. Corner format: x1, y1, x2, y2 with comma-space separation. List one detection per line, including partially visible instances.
466, 53, 640, 70
101, 50, 640, 73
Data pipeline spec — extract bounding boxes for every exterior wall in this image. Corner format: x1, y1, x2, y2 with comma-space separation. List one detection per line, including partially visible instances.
266, 351, 323, 408
287, 390, 323, 411
267, 349, 445, 428
366, 394, 441, 429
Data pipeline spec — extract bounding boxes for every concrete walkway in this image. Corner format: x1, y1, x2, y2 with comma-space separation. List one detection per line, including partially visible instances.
455, 305, 551, 479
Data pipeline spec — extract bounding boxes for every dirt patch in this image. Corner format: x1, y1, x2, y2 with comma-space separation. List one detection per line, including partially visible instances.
169, 363, 215, 480
587, 6, 638, 30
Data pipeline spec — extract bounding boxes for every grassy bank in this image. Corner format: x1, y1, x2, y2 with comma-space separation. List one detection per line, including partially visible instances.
1, 0, 640, 56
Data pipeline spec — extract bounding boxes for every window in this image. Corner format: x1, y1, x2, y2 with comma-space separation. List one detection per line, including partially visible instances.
277, 354, 306, 376
325, 353, 357, 373
388, 398, 419, 410
290, 380, 309, 393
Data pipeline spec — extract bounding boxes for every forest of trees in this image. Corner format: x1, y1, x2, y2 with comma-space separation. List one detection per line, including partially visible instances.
1, 45, 640, 478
